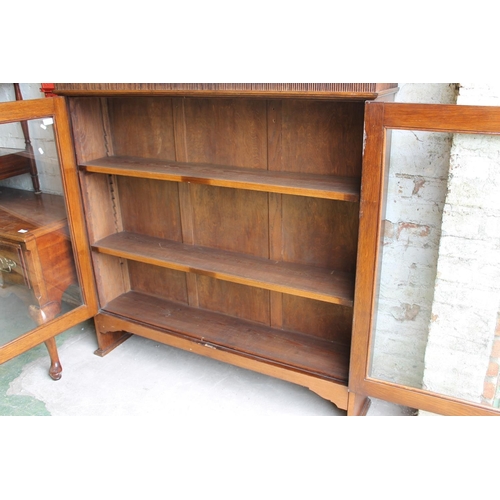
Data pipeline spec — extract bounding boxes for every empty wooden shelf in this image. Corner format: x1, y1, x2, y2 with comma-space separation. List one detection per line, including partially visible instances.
102, 290, 351, 383
81, 155, 360, 202
92, 231, 355, 306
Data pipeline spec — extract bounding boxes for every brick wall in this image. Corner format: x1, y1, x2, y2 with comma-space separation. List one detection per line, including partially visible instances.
421, 84, 500, 408
422, 133, 500, 403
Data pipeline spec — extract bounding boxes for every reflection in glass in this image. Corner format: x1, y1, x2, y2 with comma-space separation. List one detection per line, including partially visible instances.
0, 118, 82, 347
370, 130, 500, 408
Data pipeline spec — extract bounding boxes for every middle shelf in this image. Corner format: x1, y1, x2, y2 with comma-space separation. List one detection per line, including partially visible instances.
92, 231, 355, 307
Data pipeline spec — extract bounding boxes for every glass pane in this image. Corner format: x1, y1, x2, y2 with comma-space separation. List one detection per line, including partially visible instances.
0, 117, 83, 346
370, 129, 500, 409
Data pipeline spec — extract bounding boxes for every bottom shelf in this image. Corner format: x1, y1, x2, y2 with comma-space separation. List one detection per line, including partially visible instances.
101, 291, 350, 384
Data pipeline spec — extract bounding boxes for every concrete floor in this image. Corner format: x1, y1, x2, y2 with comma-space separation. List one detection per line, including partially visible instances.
0, 296, 415, 417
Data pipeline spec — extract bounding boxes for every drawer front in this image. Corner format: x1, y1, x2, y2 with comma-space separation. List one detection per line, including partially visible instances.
0, 240, 30, 288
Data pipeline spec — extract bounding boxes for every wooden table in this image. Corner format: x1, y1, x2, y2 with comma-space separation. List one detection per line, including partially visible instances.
0, 186, 78, 379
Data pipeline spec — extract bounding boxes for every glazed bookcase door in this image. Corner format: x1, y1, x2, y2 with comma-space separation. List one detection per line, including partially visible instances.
350, 101, 500, 416
0, 97, 98, 366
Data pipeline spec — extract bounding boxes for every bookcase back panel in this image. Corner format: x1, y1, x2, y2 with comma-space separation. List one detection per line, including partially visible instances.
282, 295, 352, 345
196, 275, 270, 325
281, 196, 359, 272
128, 261, 189, 305
190, 184, 269, 258
108, 97, 177, 160
182, 98, 268, 169
280, 100, 365, 176
117, 177, 183, 241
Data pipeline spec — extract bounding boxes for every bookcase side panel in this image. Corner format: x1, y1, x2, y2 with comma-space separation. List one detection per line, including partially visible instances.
68, 97, 110, 163
68, 98, 131, 308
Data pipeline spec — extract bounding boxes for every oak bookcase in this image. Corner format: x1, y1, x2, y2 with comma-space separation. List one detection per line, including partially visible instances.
56, 83, 398, 413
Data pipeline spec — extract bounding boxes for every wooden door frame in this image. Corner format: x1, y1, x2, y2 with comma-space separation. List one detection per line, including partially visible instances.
0, 97, 98, 363
349, 101, 500, 416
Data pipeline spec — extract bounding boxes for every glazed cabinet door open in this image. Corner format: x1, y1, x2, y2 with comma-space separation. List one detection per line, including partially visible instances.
350, 101, 500, 416
0, 96, 98, 379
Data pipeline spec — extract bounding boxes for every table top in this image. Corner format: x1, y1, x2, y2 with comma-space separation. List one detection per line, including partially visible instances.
0, 187, 68, 242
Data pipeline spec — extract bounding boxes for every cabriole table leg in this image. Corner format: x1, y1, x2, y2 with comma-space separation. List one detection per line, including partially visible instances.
44, 337, 62, 381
